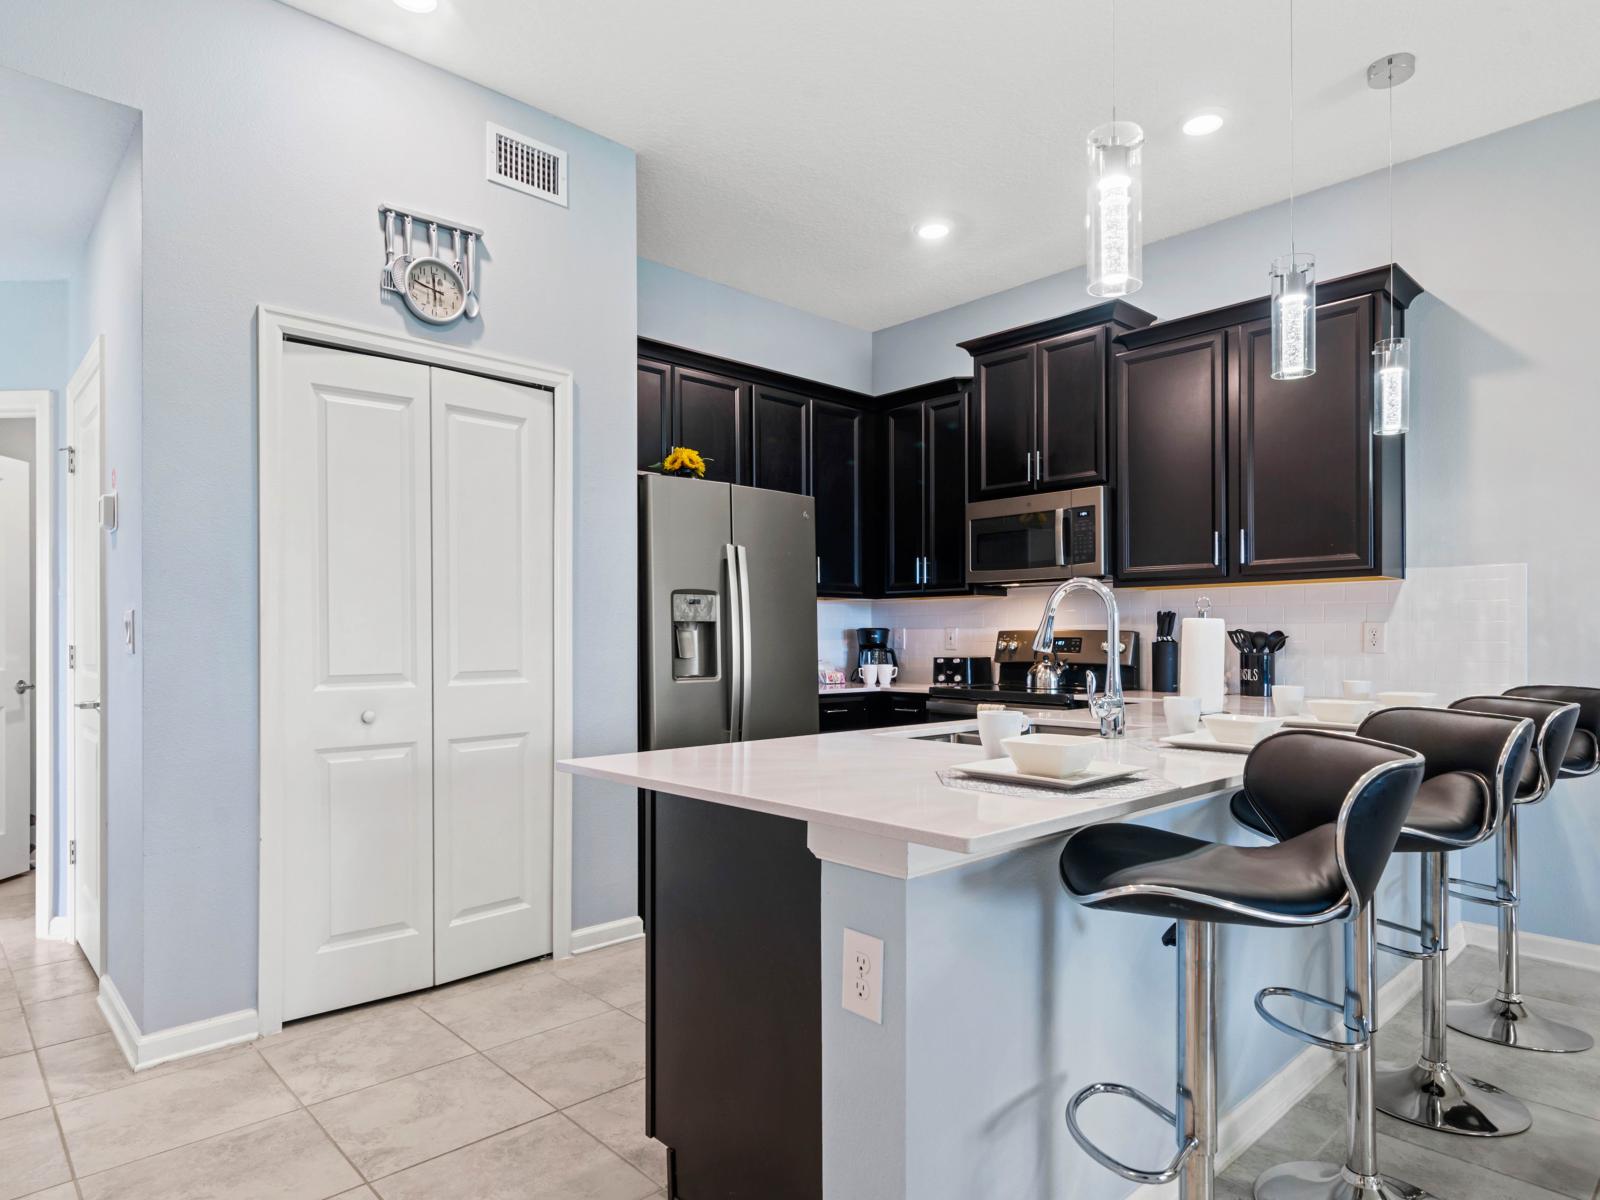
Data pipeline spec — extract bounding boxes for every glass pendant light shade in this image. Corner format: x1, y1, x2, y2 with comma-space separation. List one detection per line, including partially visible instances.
1373, 336, 1410, 435
1269, 252, 1317, 379
1086, 121, 1144, 297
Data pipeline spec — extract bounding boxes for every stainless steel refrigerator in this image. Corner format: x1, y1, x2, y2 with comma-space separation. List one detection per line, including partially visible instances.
640, 473, 819, 749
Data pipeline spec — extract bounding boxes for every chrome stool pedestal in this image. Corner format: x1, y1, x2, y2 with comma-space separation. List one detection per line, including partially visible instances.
1373, 852, 1532, 1136
1253, 906, 1435, 1200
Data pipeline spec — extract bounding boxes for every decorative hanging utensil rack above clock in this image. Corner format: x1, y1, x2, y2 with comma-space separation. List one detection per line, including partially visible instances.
379, 204, 485, 325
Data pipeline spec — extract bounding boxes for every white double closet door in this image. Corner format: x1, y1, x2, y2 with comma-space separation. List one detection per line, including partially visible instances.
279, 341, 555, 1022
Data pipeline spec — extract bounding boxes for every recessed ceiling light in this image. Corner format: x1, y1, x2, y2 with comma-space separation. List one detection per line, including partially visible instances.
915, 221, 951, 241
393, 0, 438, 12
1182, 112, 1225, 137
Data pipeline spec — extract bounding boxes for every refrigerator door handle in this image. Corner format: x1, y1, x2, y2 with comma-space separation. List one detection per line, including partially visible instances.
725, 543, 744, 741
735, 543, 755, 741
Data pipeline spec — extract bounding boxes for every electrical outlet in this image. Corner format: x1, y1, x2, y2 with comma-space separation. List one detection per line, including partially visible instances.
943, 627, 959, 650
1362, 621, 1387, 654
841, 928, 883, 1023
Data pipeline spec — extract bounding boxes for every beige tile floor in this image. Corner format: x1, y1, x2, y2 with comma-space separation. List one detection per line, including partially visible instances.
0, 871, 664, 1199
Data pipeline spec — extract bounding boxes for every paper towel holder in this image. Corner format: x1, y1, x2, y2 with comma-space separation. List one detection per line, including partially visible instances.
1196, 595, 1212, 619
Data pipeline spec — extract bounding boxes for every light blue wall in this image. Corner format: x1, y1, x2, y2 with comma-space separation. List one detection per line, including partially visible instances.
0, 282, 68, 389
872, 101, 1600, 947
1, 0, 640, 1030
639, 258, 873, 393
69, 123, 143, 1001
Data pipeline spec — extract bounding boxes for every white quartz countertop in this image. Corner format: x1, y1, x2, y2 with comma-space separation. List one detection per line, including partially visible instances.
560, 694, 1277, 858
818, 683, 934, 696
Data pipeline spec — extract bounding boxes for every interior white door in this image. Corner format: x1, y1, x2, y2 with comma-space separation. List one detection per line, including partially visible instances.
67, 349, 104, 973
430, 367, 555, 983
279, 342, 436, 1021
0, 455, 32, 882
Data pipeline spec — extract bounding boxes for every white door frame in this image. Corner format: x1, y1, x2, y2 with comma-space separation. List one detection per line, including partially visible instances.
0, 389, 55, 938
256, 305, 575, 1036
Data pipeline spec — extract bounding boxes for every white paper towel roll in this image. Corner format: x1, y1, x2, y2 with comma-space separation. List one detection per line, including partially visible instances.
1179, 617, 1227, 714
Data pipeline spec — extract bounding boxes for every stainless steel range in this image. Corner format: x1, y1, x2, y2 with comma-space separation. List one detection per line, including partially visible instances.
925, 627, 1139, 718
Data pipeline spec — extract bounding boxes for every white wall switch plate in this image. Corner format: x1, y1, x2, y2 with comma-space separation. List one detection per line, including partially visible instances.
1362, 621, 1387, 654
943, 627, 958, 650
841, 927, 883, 1024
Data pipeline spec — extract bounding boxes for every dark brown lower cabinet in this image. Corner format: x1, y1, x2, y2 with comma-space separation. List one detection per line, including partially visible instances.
645, 792, 821, 1200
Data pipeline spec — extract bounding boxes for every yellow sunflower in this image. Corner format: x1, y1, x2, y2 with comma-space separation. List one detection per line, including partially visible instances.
661, 446, 709, 477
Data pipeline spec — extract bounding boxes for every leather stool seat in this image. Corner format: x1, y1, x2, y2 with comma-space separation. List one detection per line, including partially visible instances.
1061, 823, 1345, 926
1564, 728, 1598, 773
1232, 771, 1489, 854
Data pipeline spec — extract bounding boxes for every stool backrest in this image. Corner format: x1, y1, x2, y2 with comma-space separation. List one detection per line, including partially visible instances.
1357, 707, 1533, 845
1241, 731, 1424, 910
1449, 695, 1579, 803
1506, 686, 1600, 777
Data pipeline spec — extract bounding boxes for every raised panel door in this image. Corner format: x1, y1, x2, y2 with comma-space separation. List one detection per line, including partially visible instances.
751, 384, 810, 495
883, 401, 925, 593
675, 366, 747, 485
924, 393, 968, 591
972, 345, 1037, 498
1038, 328, 1108, 487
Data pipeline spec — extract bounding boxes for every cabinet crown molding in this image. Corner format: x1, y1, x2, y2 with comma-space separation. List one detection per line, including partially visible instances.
958, 300, 1158, 357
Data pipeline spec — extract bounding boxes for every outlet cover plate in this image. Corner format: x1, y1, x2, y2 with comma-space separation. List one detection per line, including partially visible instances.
1362, 621, 1387, 654
841, 927, 883, 1024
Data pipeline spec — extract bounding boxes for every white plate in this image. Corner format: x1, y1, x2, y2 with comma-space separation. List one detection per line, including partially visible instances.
1281, 715, 1362, 732
951, 759, 1146, 791
1160, 731, 1254, 754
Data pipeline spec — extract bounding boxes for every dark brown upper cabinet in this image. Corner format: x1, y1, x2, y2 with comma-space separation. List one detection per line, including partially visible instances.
882, 382, 971, 595
751, 383, 811, 495
637, 357, 670, 472
1115, 332, 1230, 583
811, 399, 870, 598
960, 302, 1157, 503
674, 365, 749, 485
1112, 266, 1419, 586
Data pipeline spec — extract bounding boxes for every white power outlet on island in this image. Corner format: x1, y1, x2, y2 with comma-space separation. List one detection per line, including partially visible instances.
943, 627, 959, 650
1362, 621, 1387, 654
842, 927, 883, 1024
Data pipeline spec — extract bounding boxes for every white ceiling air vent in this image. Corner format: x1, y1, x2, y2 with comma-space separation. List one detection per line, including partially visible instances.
486, 123, 568, 207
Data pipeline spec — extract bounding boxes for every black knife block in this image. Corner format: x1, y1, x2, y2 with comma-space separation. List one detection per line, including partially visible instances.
1152, 640, 1179, 693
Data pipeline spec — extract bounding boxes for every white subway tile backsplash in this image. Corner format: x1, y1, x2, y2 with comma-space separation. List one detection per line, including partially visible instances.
818, 564, 1531, 698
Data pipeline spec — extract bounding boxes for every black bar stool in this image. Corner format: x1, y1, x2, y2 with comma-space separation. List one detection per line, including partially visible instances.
1354, 706, 1536, 1137
1061, 730, 1426, 1200
1447, 687, 1594, 1053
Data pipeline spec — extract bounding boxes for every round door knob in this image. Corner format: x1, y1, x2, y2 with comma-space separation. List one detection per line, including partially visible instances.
360, 710, 377, 725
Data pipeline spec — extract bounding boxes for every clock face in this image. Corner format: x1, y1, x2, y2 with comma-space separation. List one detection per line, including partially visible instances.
403, 257, 466, 324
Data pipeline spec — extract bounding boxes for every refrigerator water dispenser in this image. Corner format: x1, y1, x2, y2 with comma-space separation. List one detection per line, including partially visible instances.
671, 591, 720, 680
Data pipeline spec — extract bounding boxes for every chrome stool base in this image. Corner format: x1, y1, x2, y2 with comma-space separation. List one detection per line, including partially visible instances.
1372, 1059, 1531, 1137
1255, 1161, 1435, 1200
1449, 994, 1595, 1054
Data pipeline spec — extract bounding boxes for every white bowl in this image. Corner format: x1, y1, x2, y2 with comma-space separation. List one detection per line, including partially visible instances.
1003, 734, 1098, 779
1376, 691, 1438, 709
1306, 698, 1379, 725
1341, 679, 1375, 699
1200, 714, 1285, 746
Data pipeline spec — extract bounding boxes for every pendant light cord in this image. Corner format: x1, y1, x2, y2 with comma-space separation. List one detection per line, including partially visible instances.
1109, 0, 1117, 124
1288, 0, 1296, 255
1387, 60, 1396, 341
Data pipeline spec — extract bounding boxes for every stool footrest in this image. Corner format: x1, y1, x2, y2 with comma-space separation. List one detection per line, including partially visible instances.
1448, 876, 1517, 909
1255, 986, 1370, 1053
1064, 1081, 1197, 1186
1376, 917, 1436, 961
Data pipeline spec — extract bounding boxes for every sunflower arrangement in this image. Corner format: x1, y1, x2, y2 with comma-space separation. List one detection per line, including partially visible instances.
656, 446, 711, 478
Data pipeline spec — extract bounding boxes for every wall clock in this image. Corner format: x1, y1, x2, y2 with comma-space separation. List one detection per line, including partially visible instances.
380, 206, 483, 325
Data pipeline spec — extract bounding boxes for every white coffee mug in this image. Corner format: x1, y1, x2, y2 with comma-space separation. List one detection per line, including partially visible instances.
1272, 685, 1306, 716
860, 664, 881, 687
880, 664, 899, 684
1342, 679, 1374, 699
1163, 695, 1202, 735
977, 709, 1029, 759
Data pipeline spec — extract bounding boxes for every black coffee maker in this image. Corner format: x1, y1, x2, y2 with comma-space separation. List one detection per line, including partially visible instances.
854, 627, 898, 682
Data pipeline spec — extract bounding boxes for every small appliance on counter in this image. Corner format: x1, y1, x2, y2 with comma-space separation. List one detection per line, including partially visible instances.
1230, 628, 1288, 697
853, 627, 899, 683
1152, 609, 1178, 693
932, 656, 993, 687
925, 628, 1139, 717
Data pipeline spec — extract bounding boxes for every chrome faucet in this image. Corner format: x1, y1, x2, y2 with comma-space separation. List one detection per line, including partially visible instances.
1033, 577, 1125, 738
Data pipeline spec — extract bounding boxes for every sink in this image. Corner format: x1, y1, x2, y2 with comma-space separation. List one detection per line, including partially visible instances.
909, 720, 1098, 746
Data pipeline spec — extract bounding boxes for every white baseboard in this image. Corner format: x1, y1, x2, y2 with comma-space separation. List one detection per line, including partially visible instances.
46, 915, 71, 940
569, 915, 644, 956
99, 976, 259, 1072
1460, 920, 1600, 972
1127, 925, 1468, 1200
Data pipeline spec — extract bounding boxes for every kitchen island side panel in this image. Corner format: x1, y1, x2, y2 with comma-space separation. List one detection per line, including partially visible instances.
649, 790, 822, 1198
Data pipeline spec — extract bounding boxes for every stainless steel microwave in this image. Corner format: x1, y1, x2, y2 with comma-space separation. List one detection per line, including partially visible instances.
966, 486, 1109, 585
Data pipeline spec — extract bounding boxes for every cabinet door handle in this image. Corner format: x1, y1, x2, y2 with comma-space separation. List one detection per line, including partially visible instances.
1024, 453, 1032, 484
923, 556, 931, 585
1213, 531, 1220, 566
817, 556, 821, 584
1239, 530, 1247, 564
1035, 449, 1043, 481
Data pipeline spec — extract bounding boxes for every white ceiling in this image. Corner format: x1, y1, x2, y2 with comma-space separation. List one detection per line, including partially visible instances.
281, 0, 1600, 330
0, 68, 140, 281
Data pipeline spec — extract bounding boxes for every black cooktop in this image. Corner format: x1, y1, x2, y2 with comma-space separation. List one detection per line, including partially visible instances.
927, 684, 1086, 708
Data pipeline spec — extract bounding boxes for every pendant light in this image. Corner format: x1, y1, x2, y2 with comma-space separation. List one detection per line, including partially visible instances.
1086, 0, 1143, 297
1269, 0, 1315, 379
1369, 52, 1416, 436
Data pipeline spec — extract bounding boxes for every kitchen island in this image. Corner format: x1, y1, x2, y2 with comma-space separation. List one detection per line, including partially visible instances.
560, 697, 1419, 1200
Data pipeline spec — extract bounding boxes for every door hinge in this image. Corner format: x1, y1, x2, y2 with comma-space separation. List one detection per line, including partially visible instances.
69, 840, 76, 865
68, 645, 76, 669
60, 446, 76, 474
